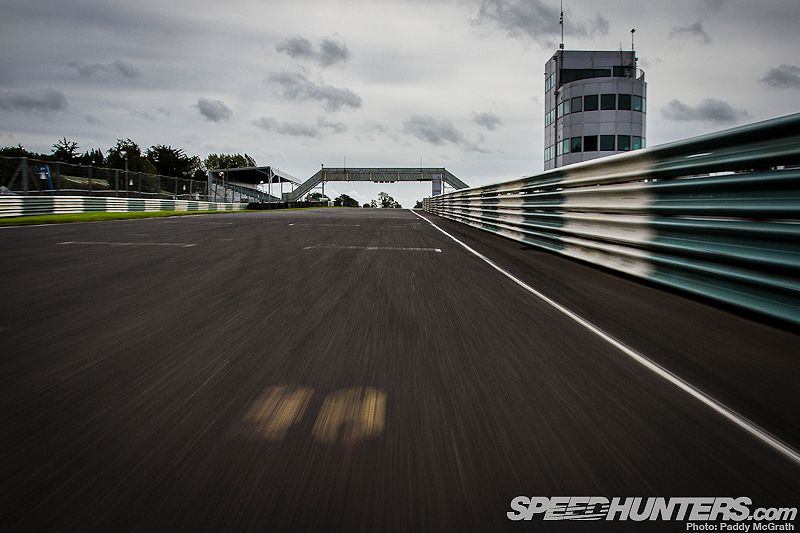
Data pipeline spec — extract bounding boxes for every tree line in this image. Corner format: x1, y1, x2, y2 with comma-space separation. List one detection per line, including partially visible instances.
0, 137, 257, 181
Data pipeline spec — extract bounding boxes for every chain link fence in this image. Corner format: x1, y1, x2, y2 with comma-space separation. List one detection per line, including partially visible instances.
0, 156, 210, 200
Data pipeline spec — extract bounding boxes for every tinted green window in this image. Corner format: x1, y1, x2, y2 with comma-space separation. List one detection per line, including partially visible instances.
642, 97, 647, 112
618, 94, 631, 110
571, 96, 582, 112
632, 95, 643, 111
562, 99, 570, 115
556, 142, 562, 156
617, 135, 631, 151
632, 136, 643, 150
584, 94, 599, 111
560, 68, 612, 84
561, 139, 571, 154
600, 135, 615, 151
570, 137, 582, 152
601, 94, 616, 110
583, 135, 598, 151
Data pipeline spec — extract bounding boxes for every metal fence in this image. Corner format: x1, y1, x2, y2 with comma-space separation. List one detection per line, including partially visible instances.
0, 156, 208, 200
423, 113, 800, 325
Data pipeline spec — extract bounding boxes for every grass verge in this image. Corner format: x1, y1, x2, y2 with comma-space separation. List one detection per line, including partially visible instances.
0, 210, 247, 226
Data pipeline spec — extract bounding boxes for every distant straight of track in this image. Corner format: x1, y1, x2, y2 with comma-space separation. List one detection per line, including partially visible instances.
1, 208, 797, 531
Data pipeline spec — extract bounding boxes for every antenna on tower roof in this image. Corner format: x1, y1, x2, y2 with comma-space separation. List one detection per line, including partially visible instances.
631, 28, 636, 52
559, 0, 564, 49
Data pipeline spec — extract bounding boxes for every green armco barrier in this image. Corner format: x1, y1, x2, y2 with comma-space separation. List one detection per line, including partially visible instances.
423, 112, 800, 325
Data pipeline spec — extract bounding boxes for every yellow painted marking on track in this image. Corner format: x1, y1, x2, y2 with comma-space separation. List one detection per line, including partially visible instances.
312, 387, 386, 444
240, 385, 313, 440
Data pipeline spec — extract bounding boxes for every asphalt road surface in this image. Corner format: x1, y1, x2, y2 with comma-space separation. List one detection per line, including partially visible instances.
1, 208, 798, 532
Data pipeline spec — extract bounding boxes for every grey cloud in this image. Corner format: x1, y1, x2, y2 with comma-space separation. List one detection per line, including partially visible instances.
253, 117, 320, 138
112, 60, 142, 79
476, 0, 608, 47
362, 121, 387, 134
704, 0, 728, 14
318, 39, 350, 67
403, 114, 489, 153
275, 36, 350, 67
669, 21, 711, 44
759, 64, 800, 89
473, 112, 502, 131
266, 71, 361, 111
0, 88, 67, 114
66, 60, 106, 77
317, 116, 347, 133
661, 98, 749, 124
67, 59, 142, 78
403, 115, 465, 146
275, 37, 315, 59
196, 98, 233, 122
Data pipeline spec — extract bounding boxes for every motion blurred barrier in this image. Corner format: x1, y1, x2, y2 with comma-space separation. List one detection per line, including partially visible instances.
423, 113, 800, 325
0, 196, 247, 217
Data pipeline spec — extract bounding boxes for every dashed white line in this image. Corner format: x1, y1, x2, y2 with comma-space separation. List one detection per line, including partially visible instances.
58, 241, 197, 248
303, 244, 441, 252
409, 209, 800, 467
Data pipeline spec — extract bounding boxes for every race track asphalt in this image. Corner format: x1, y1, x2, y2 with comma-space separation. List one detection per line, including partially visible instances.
1, 208, 798, 531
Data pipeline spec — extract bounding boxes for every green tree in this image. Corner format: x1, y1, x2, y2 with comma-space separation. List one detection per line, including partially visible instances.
0, 144, 35, 158
187, 156, 205, 180
146, 145, 192, 177
363, 203, 371, 208
107, 139, 156, 174
334, 193, 359, 207
414, 200, 423, 208
52, 137, 80, 163
204, 153, 256, 171
307, 192, 325, 201
79, 148, 104, 167
370, 199, 377, 208
378, 192, 401, 208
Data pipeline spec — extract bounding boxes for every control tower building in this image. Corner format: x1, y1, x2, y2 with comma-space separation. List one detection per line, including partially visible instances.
544, 49, 647, 170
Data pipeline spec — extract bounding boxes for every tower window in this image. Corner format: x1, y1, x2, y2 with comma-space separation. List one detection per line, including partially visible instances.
584, 94, 599, 111
571, 96, 582, 113
570, 137, 582, 153
600, 135, 615, 151
601, 94, 616, 110
632, 136, 644, 150
559, 68, 611, 84
583, 135, 598, 151
618, 94, 632, 110
617, 135, 631, 151
632, 95, 643, 111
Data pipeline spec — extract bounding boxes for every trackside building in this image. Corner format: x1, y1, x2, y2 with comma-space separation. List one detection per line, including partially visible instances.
544, 49, 647, 170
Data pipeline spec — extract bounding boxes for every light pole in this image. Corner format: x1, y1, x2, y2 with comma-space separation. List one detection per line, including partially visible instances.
120, 150, 129, 195
220, 171, 226, 202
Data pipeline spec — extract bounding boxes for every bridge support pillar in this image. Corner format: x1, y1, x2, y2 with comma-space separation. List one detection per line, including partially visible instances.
432, 174, 443, 196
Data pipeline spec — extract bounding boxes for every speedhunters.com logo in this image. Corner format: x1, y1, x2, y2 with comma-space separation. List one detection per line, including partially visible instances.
508, 497, 797, 530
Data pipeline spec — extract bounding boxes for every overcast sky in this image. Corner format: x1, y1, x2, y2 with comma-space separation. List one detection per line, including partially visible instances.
1, 0, 799, 207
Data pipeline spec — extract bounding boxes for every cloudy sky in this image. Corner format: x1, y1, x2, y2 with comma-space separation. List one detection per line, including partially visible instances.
1, 0, 799, 207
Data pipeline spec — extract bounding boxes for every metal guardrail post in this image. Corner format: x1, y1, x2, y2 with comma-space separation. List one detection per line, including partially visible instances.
21, 157, 28, 194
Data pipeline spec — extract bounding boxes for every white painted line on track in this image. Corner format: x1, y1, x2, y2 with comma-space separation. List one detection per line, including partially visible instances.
409, 209, 800, 467
304, 244, 441, 252
58, 241, 197, 248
